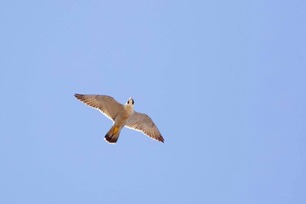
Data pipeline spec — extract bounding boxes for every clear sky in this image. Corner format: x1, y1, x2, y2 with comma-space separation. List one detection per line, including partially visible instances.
1, 1, 305, 203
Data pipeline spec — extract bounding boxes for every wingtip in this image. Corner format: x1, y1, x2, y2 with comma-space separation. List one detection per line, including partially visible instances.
159, 135, 165, 143
74, 93, 83, 100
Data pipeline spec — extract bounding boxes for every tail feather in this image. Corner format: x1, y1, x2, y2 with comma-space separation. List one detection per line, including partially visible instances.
104, 126, 121, 144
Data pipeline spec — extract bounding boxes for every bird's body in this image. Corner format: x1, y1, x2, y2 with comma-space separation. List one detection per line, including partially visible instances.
74, 94, 164, 144
104, 100, 134, 143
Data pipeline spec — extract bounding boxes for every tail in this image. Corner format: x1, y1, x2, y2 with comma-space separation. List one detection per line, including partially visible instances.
104, 125, 121, 144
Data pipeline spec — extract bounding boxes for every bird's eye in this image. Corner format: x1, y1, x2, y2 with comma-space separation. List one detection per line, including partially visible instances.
132, 99, 134, 105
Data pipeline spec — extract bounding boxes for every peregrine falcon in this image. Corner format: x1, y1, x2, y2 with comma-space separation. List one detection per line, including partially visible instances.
74, 94, 164, 144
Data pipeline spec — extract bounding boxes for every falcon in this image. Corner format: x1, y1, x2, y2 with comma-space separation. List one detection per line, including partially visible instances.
74, 94, 164, 144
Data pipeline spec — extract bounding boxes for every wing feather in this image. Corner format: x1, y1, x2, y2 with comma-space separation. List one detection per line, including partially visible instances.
74, 94, 124, 121
125, 111, 164, 143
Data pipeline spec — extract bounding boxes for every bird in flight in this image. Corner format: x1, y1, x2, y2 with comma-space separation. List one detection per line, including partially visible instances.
74, 94, 164, 144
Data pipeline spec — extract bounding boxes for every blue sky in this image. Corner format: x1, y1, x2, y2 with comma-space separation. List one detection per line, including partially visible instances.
1, 0, 305, 203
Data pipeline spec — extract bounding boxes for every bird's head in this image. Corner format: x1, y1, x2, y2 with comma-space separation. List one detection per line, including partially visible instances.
126, 97, 134, 106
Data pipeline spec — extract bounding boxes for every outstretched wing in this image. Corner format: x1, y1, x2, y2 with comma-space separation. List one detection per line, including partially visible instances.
74, 94, 124, 121
125, 111, 164, 143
